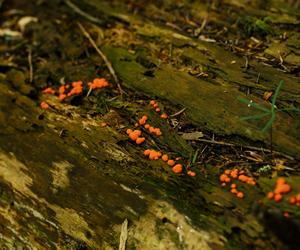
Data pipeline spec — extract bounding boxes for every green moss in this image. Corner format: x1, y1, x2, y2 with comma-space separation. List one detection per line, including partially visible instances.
237, 16, 273, 37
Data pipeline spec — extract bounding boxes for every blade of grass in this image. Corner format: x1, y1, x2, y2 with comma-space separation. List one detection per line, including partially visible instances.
240, 113, 269, 121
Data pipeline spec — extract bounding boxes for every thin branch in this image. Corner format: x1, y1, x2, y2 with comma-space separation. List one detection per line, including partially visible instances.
170, 107, 186, 117
64, 0, 104, 25
77, 22, 125, 96
196, 138, 294, 160
28, 47, 33, 83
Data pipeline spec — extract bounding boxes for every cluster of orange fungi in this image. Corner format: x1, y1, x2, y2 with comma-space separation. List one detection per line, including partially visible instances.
149, 100, 168, 119
125, 100, 196, 176
267, 177, 292, 202
40, 78, 109, 108
219, 168, 256, 199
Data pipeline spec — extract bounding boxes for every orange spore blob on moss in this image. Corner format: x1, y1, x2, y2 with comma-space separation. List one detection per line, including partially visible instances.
296, 194, 300, 202
276, 177, 286, 186
187, 171, 196, 177
274, 184, 291, 194
153, 103, 159, 108
138, 115, 148, 125
221, 183, 226, 187
144, 149, 151, 156
128, 130, 142, 141
144, 124, 150, 129
150, 100, 156, 105
136, 137, 145, 145
289, 197, 296, 204
59, 85, 66, 94
67, 81, 83, 96
42, 87, 55, 94
161, 154, 169, 162
172, 164, 183, 174
160, 113, 168, 119
267, 192, 274, 200
283, 212, 289, 218
40, 101, 49, 109
225, 177, 231, 183
88, 78, 109, 90
231, 188, 238, 194
236, 192, 244, 199
167, 159, 175, 167
274, 193, 283, 202
155, 108, 161, 112
219, 174, 228, 182
100, 122, 108, 127
231, 183, 237, 189
126, 129, 133, 135
225, 169, 231, 175
58, 94, 66, 101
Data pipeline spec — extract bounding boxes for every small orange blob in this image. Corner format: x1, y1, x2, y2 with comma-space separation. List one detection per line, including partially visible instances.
238, 175, 248, 183
160, 113, 168, 119
42, 87, 55, 94
172, 164, 183, 174
128, 130, 142, 141
126, 129, 133, 135
267, 192, 274, 200
59, 85, 66, 94
100, 122, 107, 127
225, 169, 231, 175
288, 197, 296, 204
136, 137, 145, 145
225, 177, 231, 183
58, 94, 66, 101
153, 103, 159, 108
221, 182, 226, 187
276, 177, 286, 185
161, 154, 169, 162
219, 174, 228, 182
231, 173, 238, 179
88, 78, 109, 90
296, 194, 300, 202
274, 193, 282, 202
40, 101, 49, 109
231, 183, 237, 189
155, 108, 161, 112
144, 149, 151, 156
150, 100, 156, 105
231, 188, 238, 194
274, 184, 291, 194
283, 212, 289, 218
138, 115, 148, 125
187, 171, 196, 177
167, 159, 175, 167
144, 124, 150, 129
237, 192, 244, 199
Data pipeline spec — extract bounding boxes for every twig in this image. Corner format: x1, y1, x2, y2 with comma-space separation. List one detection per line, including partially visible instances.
196, 138, 294, 160
195, 17, 207, 36
28, 47, 33, 83
170, 107, 186, 117
244, 56, 249, 69
77, 22, 125, 96
64, 0, 104, 25
119, 218, 128, 250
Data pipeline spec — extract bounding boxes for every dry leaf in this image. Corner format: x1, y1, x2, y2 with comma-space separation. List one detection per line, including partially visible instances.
181, 131, 204, 140
263, 91, 273, 101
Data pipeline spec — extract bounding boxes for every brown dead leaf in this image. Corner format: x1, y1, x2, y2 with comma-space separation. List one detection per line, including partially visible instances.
263, 91, 273, 101
180, 131, 204, 140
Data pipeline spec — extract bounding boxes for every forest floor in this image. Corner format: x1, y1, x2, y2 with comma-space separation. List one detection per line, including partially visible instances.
0, 0, 300, 249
